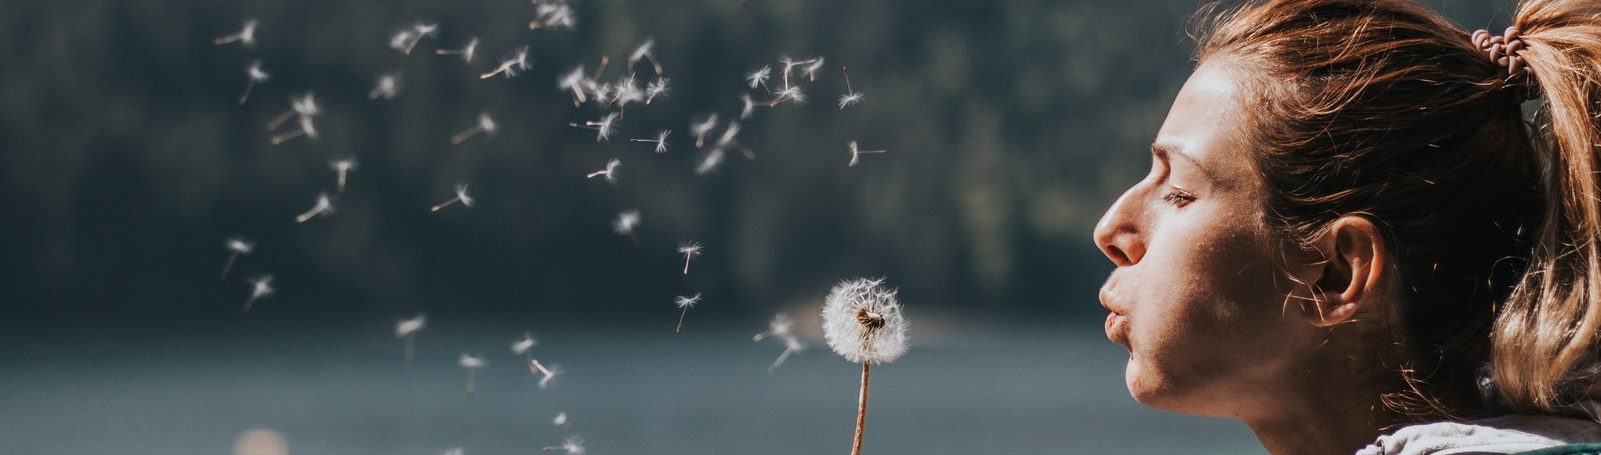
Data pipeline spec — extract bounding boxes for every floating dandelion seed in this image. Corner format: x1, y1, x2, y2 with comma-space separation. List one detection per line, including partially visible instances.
480, 46, 530, 79
755, 314, 805, 373
746, 65, 771, 90
770, 334, 807, 373
822, 277, 909, 455
715, 122, 755, 160
627, 38, 664, 75
238, 61, 269, 105
214, 19, 258, 47
543, 435, 585, 454
585, 158, 621, 183
678, 241, 703, 275
390, 22, 439, 55
630, 130, 670, 154
512, 333, 537, 356
530, 1, 577, 31
220, 236, 254, 280
396, 314, 426, 366
645, 77, 669, 105
242, 275, 273, 313
610, 74, 644, 117
613, 209, 640, 244
847, 141, 888, 167
529, 359, 561, 389
459, 353, 487, 399
770, 85, 806, 107
331, 158, 356, 192
558, 66, 589, 105
839, 66, 865, 109
583, 80, 612, 107
452, 112, 498, 144
553, 411, 569, 427
568, 113, 619, 143
435, 37, 479, 63
295, 193, 335, 223
740, 94, 756, 120
690, 114, 719, 148
802, 56, 826, 81
369, 73, 401, 100
674, 292, 702, 333
268, 93, 320, 145
695, 148, 726, 175
431, 183, 474, 212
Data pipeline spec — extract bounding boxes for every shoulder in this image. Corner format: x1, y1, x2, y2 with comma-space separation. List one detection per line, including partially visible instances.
1357, 409, 1601, 455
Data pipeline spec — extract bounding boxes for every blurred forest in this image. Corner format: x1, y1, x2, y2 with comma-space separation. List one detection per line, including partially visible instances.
0, 0, 1515, 331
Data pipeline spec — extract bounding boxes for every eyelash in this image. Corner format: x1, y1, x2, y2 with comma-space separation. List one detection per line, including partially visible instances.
1162, 189, 1196, 207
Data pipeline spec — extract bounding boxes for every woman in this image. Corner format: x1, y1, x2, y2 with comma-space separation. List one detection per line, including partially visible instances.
1091, 0, 1601, 453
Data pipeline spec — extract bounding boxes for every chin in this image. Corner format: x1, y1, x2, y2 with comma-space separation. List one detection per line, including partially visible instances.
1124, 357, 1196, 413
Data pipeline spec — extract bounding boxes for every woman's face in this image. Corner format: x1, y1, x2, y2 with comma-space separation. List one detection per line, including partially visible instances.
1093, 60, 1320, 416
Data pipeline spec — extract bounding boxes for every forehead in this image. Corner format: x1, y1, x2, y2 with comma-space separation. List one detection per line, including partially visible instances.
1155, 60, 1255, 186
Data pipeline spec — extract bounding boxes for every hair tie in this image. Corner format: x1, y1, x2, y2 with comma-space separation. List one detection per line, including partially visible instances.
1471, 26, 1538, 100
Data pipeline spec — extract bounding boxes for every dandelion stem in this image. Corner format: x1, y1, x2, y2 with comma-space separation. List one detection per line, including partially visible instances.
852, 363, 871, 455
431, 198, 460, 212
221, 251, 240, 280
271, 129, 306, 145
769, 347, 794, 374
239, 81, 256, 105
266, 111, 295, 131
676, 306, 689, 334
451, 127, 483, 145
337, 170, 348, 192
844, 66, 854, 93
242, 296, 257, 313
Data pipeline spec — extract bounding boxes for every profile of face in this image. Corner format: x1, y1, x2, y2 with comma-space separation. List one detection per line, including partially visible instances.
1092, 59, 1332, 417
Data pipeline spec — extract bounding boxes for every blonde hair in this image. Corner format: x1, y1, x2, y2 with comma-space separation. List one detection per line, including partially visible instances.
1196, 0, 1601, 417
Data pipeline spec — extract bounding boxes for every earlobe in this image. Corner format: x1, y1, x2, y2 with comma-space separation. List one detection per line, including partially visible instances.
1307, 216, 1386, 328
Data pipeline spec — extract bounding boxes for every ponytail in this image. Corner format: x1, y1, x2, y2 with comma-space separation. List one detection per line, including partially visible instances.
1492, 0, 1601, 414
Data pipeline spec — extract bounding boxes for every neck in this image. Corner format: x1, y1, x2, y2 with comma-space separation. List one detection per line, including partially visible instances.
1239, 347, 1400, 455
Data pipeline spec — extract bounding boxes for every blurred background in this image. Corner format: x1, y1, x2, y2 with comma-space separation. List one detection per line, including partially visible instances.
0, 0, 1515, 453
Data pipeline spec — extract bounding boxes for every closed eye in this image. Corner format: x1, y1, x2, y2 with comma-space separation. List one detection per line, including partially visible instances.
1162, 189, 1196, 207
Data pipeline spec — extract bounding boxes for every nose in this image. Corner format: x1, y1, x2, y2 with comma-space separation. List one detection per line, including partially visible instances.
1094, 189, 1146, 267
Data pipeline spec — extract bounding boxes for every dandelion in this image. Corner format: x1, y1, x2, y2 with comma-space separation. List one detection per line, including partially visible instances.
542, 435, 585, 454
645, 77, 669, 105
746, 65, 771, 90
558, 65, 589, 105
451, 112, 498, 144
480, 46, 530, 79
673, 292, 702, 334
529, 1, 577, 31
219, 236, 254, 280
740, 93, 756, 120
821, 277, 909, 455
568, 113, 619, 142
553, 411, 570, 427
529, 359, 561, 389
678, 241, 703, 275
238, 61, 269, 105
630, 130, 670, 154
459, 353, 487, 399
435, 37, 479, 63
847, 141, 887, 167
390, 22, 439, 55
585, 158, 621, 183
613, 209, 640, 244
512, 333, 537, 356
769, 85, 806, 107
369, 73, 401, 100
610, 74, 644, 117
331, 158, 356, 192
396, 314, 426, 365
242, 275, 273, 313
838, 66, 865, 109
268, 93, 320, 145
214, 19, 258, 47
627, 38, 664, 75
690, 114, 719, 148
431, 183, 474, 212
295, 193, 335, 223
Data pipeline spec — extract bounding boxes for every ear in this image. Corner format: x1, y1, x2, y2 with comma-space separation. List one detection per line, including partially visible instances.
1305, 216, 1388, 328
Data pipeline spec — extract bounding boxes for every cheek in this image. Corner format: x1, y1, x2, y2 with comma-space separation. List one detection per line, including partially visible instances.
1121, 210, 1300, 411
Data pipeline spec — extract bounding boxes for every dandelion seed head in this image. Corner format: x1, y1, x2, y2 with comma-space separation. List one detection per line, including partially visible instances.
695, 148, 726, 175
332, 158, 357, 172
454, 183, 474, 207
746, 65, 771, 89
766, 313, 794, 338
716, 122, 740, 149
290, 93, 319, 117
645, 77, 669, 103
774, 86, 806, 105
412, 22, 439, 38
562, 435, 585, 454
821, 277, 909, 364
553, 411, 568, 426
782, 334, 807, 352
389, 30, 415, 50
512, 333, 537, 355
513, 46, 531, 70
477, 113, 497, 133
373, 73, 401, 99
298, 115, 319, 139
740, 94, 755, 120
458, 353, 487, 369
238, 19, 259, 46
611, 75, 643, 107
678, 241, 703, 257
628, 38, 655, 66
558, 66, 587, 90
802, 56, 825, 79
613, 209, 640, 235
690, 114, 719, 138
246, 61, 270, 82
311, 193, 334, 213
653, 130, 670, 153
248, 275, 274, 299
838, 92, 864, 109
227, 237, 255, 254
674, 293, 702, 309
537, 364, 562, 389
396, 314, 426, 337
587, 82, 612, 104
462, 37, 480, 62
595, 113, 618, 142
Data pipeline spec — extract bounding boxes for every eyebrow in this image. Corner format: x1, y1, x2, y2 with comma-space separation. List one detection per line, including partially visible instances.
1151, 142, 1225, 187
